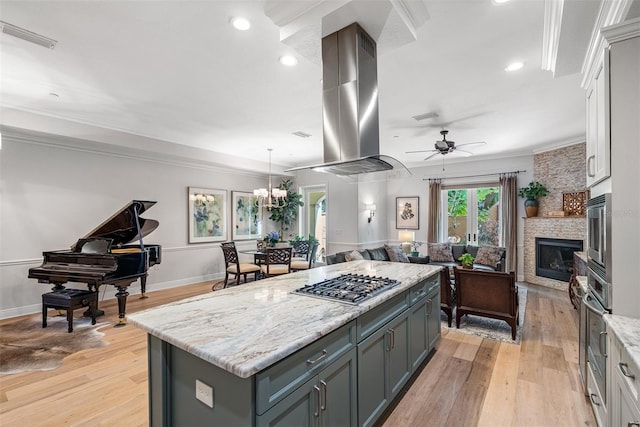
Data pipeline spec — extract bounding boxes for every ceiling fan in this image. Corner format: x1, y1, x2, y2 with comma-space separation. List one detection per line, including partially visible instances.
405, 130, 486, 161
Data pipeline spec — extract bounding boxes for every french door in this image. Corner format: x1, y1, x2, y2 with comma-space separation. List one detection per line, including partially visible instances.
442, 187, 500, 246
300, 185, 327, 262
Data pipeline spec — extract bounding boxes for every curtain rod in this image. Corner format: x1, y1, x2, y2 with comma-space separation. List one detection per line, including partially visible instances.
422, 169, 526, 181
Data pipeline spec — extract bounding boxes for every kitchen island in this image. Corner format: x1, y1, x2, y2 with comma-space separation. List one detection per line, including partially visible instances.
129, 260, 442, 427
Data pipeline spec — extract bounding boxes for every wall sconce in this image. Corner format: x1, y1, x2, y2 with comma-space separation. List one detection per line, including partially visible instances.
365, 204, 376, 223
399, 230, 415, 254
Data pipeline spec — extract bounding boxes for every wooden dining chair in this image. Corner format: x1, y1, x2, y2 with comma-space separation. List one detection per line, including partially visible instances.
260, 247, 292, 277
220, 242, 261, 288
291, 243, 319, 271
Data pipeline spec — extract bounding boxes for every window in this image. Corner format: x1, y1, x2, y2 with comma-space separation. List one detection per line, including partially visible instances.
442, 186, 500, 246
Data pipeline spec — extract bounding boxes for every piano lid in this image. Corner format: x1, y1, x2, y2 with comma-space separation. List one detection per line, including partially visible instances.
74, 200, 159, 248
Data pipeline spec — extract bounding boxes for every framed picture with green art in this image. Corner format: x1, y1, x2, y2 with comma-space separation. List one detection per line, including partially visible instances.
188, 187, 227, 243
231, 191, 262, 240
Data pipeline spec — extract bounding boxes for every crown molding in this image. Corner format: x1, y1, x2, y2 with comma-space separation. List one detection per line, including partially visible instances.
581, 0, 635, 89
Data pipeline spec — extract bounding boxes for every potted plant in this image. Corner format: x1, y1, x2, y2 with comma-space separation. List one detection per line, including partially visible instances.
410, 241, 423, 257
518, 181, 549, 218
268, 179, 304, 240
458, 253, 474, 269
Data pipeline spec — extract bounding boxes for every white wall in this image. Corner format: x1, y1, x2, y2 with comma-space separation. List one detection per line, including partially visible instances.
0, 127, 278, 319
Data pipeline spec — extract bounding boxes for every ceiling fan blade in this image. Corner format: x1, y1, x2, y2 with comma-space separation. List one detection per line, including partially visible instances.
453, 149, 474, 157
424, 152, 441, 161
456, 141, 486, 148
405, 149, 437, 154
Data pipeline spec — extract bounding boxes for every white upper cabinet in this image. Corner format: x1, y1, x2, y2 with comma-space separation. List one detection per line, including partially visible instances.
585, 49, 611, 187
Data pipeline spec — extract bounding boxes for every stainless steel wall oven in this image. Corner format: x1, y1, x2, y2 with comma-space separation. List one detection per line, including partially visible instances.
587, 193, 612, 273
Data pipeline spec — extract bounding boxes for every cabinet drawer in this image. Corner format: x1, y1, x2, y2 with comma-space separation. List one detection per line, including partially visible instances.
256, 320, 356, 415
357, 291, 409, 342
617, 345, 640, 405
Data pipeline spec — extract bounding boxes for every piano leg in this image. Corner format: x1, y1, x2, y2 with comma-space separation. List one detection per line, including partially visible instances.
114, 285, 129, 327
139, 275, 149, 299
84, 284, 105, 317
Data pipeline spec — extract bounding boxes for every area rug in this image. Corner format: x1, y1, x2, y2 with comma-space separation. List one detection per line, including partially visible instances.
0, 315, 109, 375
441, 287, 527, 344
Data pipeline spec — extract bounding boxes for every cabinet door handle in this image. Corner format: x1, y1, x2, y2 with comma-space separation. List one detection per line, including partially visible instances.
426, 298, 433, 316
589, 393, 600, 406
306, 349, 327, 365
313, 385, 321, 417
391, 328, 395, 350
599, 331, 608, 357
386, 330, 392, 352
587, 155, 596, 177
320, 380, 328, 412
619, 362, 636, 379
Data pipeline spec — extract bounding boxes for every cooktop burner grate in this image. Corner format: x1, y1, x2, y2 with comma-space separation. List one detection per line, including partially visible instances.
293, 274, 400, 304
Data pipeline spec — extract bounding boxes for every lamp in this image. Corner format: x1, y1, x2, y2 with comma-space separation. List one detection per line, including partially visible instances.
399, 230, 415, 254
254, 148, 287, 210
365, 204, 376, 223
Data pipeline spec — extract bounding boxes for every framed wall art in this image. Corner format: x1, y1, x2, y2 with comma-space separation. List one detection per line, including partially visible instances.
231, 191, 262, 240
396, 196, 419, 229
188, 187, 227, 243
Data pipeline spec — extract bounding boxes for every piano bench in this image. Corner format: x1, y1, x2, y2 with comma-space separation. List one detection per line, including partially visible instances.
42, 289, 98, 333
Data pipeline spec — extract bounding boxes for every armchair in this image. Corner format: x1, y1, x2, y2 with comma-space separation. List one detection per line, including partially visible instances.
454, 268, 519, 340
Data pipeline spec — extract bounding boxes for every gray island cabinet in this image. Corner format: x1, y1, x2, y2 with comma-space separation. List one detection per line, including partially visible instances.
129, 261, 442, 427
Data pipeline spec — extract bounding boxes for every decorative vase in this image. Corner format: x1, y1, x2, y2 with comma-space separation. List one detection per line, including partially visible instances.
410, 251, 419, 257
524, 198, 539, 218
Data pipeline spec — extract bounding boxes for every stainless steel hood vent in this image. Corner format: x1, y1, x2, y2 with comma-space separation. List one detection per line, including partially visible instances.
287, 23, 410, 178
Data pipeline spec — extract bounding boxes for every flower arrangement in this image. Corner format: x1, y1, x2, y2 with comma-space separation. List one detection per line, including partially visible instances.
410, 241, 423, 253
264, 230, 280, 247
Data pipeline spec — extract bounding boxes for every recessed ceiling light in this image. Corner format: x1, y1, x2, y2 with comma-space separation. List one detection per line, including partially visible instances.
231, 17, 251, 31
279, 55, 298, 66
505, 61, 524, 72
492, 0, 511, 4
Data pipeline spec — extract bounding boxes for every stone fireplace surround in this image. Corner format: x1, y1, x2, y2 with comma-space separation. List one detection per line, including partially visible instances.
523, 143, 587, 291
524, 217, 586, 290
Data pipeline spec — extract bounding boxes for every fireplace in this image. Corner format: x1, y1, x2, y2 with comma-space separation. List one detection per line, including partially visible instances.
536, 237, 584, 282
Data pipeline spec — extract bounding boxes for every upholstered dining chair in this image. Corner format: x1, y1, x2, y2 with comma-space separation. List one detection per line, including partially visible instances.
219, 242, 261, 289
260, 247, 292, 277
291, 243, 319, 271
291, 240, 311, 262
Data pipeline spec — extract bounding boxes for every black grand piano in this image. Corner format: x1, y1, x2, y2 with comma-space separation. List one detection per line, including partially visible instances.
29, 200, 161, 326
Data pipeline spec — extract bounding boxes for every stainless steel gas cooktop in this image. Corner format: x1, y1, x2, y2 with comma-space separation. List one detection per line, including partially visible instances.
293, 274, 400, 304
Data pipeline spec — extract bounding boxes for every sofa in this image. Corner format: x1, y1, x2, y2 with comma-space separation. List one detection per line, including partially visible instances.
425, 243, 506, 272
325, 244, 421, 265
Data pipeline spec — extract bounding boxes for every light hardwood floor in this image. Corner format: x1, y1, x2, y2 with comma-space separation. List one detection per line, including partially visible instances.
0, 281, 596, 426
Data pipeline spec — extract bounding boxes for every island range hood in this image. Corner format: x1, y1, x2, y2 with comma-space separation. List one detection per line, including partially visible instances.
287, 23, 409, 177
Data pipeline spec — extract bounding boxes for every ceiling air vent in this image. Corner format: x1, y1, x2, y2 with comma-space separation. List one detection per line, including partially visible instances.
292, 131, 312, 138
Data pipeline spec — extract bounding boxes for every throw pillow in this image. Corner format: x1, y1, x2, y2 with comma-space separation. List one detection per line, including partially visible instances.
384, 244, 410, 263
428, 243, 454, 262
474, 246, 506, 267
368, 247, 390, 261
345, 250, 365, 261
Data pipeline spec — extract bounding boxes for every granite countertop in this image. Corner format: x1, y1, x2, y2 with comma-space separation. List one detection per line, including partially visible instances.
576, 276, 588, 293
128, 260, 441, 379
605, 314, 640, 373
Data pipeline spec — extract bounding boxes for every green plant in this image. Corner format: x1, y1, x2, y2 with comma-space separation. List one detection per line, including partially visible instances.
268, 179, 304, 239
458, 253, 474, 268
518, 181, 549, 200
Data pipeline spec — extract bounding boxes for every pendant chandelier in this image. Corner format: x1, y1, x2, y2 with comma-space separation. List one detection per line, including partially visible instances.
253, 148, 287, 209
